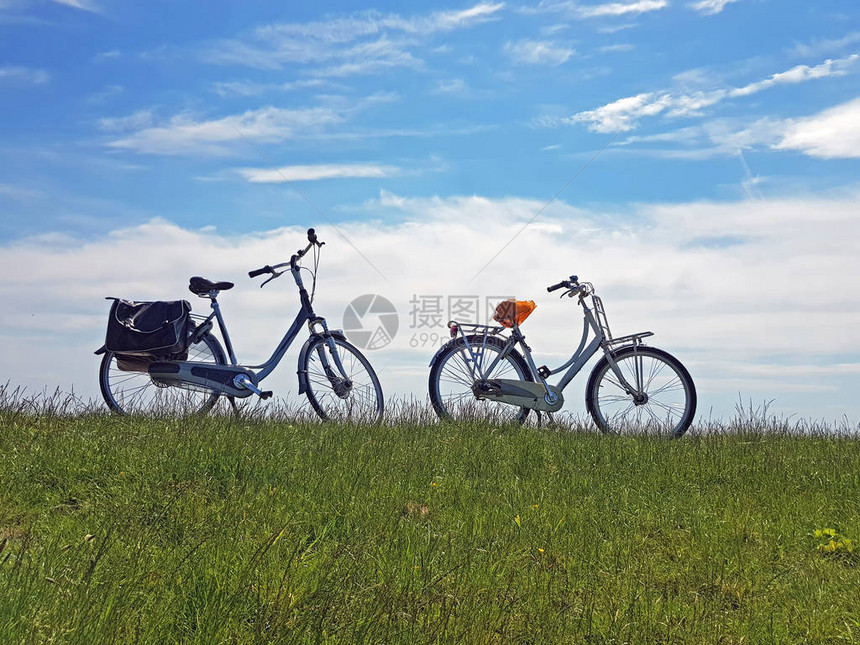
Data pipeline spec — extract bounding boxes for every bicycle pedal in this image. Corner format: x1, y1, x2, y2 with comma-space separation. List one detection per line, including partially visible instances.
538, 365, 551, 379
259, 391, 273, 400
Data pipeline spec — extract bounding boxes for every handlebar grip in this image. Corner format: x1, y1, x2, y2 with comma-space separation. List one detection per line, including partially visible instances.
547, 281, 567, 292
307, 228, 318, 244
249, 265, 273, 278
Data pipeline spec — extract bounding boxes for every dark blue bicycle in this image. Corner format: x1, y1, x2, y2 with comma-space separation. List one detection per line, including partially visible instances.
97, 229, 384, 421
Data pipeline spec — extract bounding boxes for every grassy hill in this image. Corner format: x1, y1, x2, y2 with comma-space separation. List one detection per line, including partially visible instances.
2, 394, 859, 643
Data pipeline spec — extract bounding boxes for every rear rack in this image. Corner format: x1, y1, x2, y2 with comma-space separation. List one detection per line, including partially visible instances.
447, 320, 507, 336
602, 331, 654, 347
445, 321, 508, 380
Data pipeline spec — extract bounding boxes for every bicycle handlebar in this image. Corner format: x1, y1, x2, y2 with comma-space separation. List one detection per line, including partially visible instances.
547, 281, 567, 293
248, 228, 325, 279
547, 275, 579, 293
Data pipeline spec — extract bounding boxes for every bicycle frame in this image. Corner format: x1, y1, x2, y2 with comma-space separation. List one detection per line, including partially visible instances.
170, 246, 351, 399
196, 262, 311, 373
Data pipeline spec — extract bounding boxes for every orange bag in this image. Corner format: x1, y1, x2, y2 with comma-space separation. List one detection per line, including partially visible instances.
493, 299, 537, 328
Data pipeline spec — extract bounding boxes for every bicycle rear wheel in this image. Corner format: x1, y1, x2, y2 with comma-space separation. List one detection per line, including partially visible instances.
99, 331, 226, 416
585, 345, 696, 437
302, 337, 384, 423
428, 335, 533, 424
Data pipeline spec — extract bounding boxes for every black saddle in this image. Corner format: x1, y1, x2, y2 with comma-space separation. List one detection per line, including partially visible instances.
189, 276, 234, 296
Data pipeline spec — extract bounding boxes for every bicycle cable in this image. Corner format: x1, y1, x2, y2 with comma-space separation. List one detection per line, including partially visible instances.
307, 243, 320, 305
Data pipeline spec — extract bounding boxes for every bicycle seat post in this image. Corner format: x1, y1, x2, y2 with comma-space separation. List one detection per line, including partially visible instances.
207, 295, 237, 365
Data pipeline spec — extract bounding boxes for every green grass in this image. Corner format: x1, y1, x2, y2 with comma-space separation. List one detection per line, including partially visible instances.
2, 395, 860, 643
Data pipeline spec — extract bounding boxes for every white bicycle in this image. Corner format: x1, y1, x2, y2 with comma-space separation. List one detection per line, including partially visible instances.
428, 275, 696, 437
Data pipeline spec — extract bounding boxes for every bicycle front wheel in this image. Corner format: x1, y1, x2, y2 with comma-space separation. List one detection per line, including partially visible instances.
302, 337, 384, 423
586, 345, 696, 437
99, 331, 226, 416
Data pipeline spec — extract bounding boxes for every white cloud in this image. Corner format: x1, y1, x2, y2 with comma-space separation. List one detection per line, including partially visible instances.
791, 31, 860, 58
257, 2, 505, 41
0, 65, 49, 85
428, 78, 496, 99
211, 79, 329, 98
0, 183, 44, 201
104, 106, 344, 156
599, 43, 635, 53
93, 49, 121, 62
616, 98, 860, 160
570, 54, 860, 132
211, 81, 269, 98
236, 163, 398, 183
4, 191, 860, 421
729, 55, 858, 97
417, 2, 506, 32
504, 39, 575, 65
571, 91, 680, 132
204, 3, 504, 74
52, 0, 99, 11
688, 0, 739, 15
578, 0, 668, 18
596, 22, 637, 33
86, 84, 124, 105
98, 109, 155, 133
312, 38, 424, 77
100, 94, 501, 154
775, 97, 860, 159
433, 78, 468, 95
522, 0, 667, 18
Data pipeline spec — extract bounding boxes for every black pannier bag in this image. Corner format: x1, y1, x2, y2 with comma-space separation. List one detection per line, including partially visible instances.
104, 299, 192, 371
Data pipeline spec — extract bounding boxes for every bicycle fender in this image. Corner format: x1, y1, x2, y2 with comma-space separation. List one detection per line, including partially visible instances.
296, 330, 348, 395
428, 342, 451, 368
429, 335, 478, 367
94, 345, 107, 355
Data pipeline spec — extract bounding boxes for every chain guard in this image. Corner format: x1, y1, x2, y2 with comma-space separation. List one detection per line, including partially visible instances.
472, 379, 564, 412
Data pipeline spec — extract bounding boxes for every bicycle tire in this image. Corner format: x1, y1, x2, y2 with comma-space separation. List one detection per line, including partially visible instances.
585, 345, 696, 437
429, 335, 534, 424
302, 336, 384, 423
99, 330, 226, 416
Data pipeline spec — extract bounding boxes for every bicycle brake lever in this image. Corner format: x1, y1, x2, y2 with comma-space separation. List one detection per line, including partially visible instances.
260, 271, 283, 289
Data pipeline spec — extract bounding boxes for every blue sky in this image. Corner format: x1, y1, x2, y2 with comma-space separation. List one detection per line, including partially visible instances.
2, 0, 859, 422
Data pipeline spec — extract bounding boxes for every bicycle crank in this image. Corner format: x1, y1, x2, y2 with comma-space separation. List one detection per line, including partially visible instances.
472, 379, 565, 412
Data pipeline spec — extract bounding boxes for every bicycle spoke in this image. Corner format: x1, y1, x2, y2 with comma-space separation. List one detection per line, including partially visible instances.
442, 391, 474, 403
648, 398, 685, 416
646, 375, 683, 398
441, 359, 475, 387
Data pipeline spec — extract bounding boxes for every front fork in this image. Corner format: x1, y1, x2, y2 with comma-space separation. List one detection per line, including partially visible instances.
310, 318, 352, 397
603, 340, 648, 404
